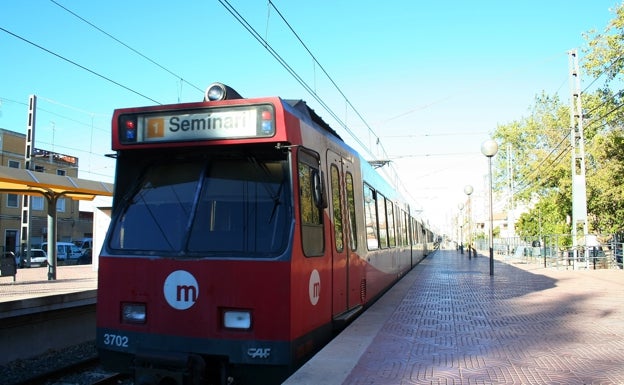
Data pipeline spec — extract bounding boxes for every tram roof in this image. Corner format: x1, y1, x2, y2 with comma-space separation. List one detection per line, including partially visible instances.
284, 99, 343, 141
0, 166, 113, 200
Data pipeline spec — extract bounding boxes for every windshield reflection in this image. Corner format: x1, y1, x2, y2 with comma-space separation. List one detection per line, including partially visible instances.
109, 155, 291, 257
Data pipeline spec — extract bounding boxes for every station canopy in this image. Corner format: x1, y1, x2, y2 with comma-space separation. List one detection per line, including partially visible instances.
0, 166, 113, 200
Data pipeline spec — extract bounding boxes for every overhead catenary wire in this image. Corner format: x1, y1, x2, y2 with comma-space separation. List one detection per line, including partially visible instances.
512, 131, 572, 195
0, 95, 113, 170
384, 131, 490, 138
4, 1, 393, 185
266, 0, 390, 159
10, 2, 608, 217
510, 97, 624, 198
0, 26, 161, 105
217, 0, 376, 159
49, 0, 204, 96
504, 50, 624, 199
216, 0, 434, 207
576, 52, 624, 127
580, 51, 624, 94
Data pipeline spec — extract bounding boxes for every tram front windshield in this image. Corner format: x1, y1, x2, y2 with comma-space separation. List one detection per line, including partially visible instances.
109, 152, 291, 258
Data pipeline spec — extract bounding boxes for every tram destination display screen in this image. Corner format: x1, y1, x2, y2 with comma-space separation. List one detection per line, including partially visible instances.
118, 104, 275, 144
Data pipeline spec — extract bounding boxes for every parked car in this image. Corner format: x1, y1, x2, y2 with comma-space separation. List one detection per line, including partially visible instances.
74, 238, 93, 256
41, 242, 82, 260
77, 248, 92, 265
19, 249, 48, 267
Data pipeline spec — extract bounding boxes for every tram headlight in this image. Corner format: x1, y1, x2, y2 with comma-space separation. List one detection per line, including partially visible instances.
223, 309, 252, 330
204, 82, 243, 101
122, 302, 146, 324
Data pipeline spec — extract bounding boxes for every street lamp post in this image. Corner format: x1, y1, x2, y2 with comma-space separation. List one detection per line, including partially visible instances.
481, 139, 499, 276
458, 203, 464, 254
464, 185, 473, 258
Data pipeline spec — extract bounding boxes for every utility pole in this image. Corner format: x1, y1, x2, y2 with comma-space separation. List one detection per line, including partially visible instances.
21, 95, 36, 267
506, 143, 515, 238
568, 49, 589, 269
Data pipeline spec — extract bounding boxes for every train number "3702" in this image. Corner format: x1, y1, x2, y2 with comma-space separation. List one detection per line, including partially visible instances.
103, 333, 129, 348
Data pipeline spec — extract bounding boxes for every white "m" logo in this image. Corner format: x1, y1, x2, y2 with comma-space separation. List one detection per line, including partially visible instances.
309, 269, 320, 306
164, 270, 199, 310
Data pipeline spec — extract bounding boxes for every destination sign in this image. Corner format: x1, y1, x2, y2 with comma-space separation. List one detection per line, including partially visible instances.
124, 105, 275, 144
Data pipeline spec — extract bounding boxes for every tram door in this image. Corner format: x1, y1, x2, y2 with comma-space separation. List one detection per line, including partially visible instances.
327, 150, 356, 317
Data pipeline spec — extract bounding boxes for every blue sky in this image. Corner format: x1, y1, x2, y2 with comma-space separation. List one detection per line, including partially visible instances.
0, 0, 619, 232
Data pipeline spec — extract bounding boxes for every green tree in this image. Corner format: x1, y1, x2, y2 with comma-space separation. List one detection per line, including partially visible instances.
515, 191, 570, 239
582, 2, 624, 234
493, 94, 572, 236
585, 130, 624, 233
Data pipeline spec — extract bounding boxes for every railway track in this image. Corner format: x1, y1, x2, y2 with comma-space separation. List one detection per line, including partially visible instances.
12, 356, 130, 385
0, 294, 107, 385
0, 292, 97, 366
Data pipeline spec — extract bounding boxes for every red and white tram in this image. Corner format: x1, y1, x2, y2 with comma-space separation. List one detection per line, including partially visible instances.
96, 83, 436, 385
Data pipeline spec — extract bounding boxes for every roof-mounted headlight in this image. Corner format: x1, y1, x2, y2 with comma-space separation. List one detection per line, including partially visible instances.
204, 83, 243, 101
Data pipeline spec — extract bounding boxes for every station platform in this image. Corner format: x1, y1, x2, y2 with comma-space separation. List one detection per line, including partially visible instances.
0, 264, 97, 318
285, 249, 624, 385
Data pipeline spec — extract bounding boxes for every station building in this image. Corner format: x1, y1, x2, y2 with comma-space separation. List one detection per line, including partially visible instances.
0, 128, 93, 254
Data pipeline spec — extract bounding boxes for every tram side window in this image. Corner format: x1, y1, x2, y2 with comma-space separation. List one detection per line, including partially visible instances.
415, 221, 423, 244
346, 172, 357, 251
364, 184, 379, 250
298, 151, 324, 257
330, 165, 344, 252
396, 208, 404, 246
387, 199, 396, 247
411, 218, 419, 246
402, 211, 409, 246
395, 206, 402, 246
376, 193, 388, 248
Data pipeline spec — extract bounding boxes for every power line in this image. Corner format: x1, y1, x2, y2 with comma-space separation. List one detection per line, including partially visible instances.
267, 0, 389, 159
0, 97, 28, 107
583, 90, 624, 127
511, 72, 624, 198
0, 26, 161, 105
585, 103, 624, 136
390, 152, 479, 159
36, 106, 109, 134
512, 132, 571, 195
500, 51, 623, 201
217, 0, 375, 159
0, 95, 110, 136
218, 0, 432, 206
49, 0, 204, 96
576, 53, 624, 128
581, 52, 624, 94
39, 96, 108, 118
380, 96, 454, 124
384, 131, 489, 138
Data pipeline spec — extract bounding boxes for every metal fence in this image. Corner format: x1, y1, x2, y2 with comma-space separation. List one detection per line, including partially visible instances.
474, 234, 623, 270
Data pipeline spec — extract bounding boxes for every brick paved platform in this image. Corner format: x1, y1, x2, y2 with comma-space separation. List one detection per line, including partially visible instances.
0, 264, 97, 317
0, 264, 97, 302
285, 249, 624, 385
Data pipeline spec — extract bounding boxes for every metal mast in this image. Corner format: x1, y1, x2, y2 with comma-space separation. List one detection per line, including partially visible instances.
506, 143, 515, 237
568, 50, 589, 268
21, 95, 36, 265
